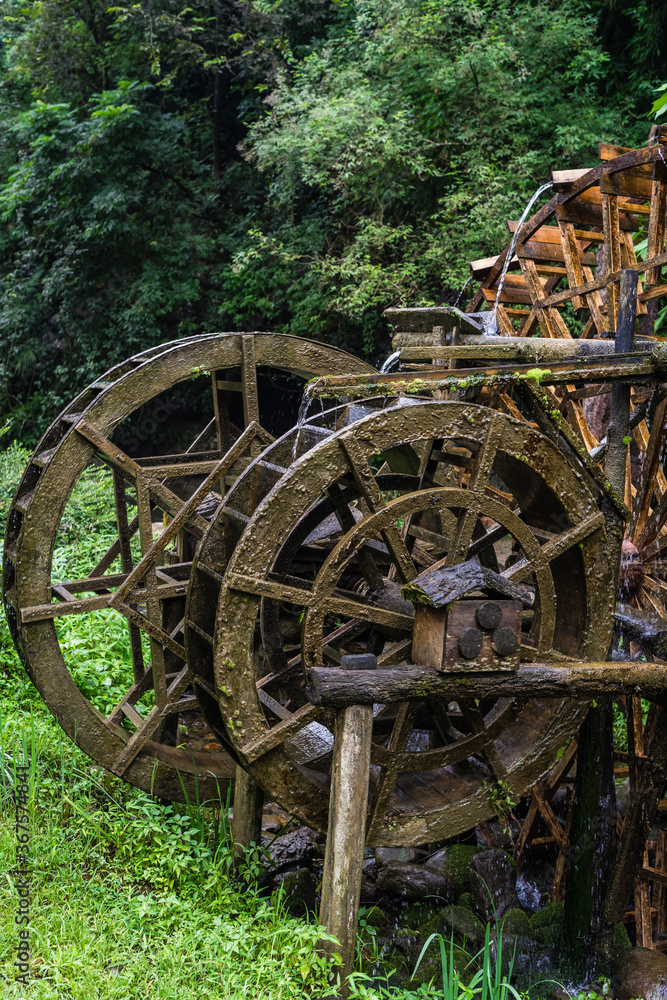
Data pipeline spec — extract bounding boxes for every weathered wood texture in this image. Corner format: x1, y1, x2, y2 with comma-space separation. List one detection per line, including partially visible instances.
401, 560, 533, 608
231, 764, 264, 854
2, 332, 375, 801
605, 708, 667, 926
306, 662, 667, 707
319, 703, 373, 994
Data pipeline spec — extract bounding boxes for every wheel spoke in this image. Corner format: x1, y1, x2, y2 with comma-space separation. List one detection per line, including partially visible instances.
75, 418, 210, 535
506, 511, 604, 585
367, 703, 417, 842
229, 570, 414, 632
634, 391, 667, 542
110, 422, 261, 609
110, 665, 191, 776
446, 413, 504, 565
324, 483, 384, 591
339, 433, 417, 582
240, 703, 323, 763
458, 700, 510, 782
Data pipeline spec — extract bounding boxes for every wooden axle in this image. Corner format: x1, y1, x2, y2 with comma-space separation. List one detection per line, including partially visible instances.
306, 661, 667, 707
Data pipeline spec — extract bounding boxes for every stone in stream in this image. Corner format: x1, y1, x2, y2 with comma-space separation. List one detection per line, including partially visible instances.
265, 826, 320, 872
375, 859, 472, 901
470, 849, 521, 921
375, 846, 416, 866
375, 861, 454, 901
613, 947, 667, 1000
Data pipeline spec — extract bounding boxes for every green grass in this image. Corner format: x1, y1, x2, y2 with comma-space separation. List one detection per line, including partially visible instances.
0, 705, 342, 999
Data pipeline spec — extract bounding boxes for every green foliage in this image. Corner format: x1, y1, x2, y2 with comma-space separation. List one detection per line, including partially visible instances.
0, 437, 30, 529
0, 0, 660, 440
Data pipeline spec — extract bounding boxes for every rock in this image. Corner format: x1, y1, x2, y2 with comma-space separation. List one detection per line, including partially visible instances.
262, 802, 291, 833
360, 875, 378, 903
266, 826, 320, 872
375, 846, 416, 866
529, 901, 564, 933
441, 905, 487, 946
457, 892, 474, 911
500, 907, 531, 939
470, 849, 520, 922
529, 902, 564, 947
272, 868, 317, 917
425, 844, 487, 897
376, 861, 454, 901
412, 941, 471, 987
517, 869, 551, 913
611, 921, 633, 960
360, 905, 386, 929
613, 947, 667, 1000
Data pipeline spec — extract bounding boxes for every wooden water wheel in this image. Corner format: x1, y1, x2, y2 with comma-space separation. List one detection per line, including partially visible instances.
2, 333, 375, 800
461, 130, 667, 632
186, 401, 615, 845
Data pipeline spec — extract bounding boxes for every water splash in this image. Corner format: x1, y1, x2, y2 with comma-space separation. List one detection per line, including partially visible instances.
379, 350, 401, 374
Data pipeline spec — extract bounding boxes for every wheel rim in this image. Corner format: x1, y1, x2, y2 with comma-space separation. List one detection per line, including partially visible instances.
3, 333, 375, 800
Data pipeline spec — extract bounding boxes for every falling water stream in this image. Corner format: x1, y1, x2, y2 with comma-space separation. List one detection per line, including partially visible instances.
291, 381, 317, 463
489, 179, 554, 332
453, 273, 473, 308
442, 179, 555, 336
379, 350, 401, 373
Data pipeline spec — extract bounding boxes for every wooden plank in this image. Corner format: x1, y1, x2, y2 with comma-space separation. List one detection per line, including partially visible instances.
646, 167, 667, 286
656, 830, 667, 935
231, 766, 264, 855
622, 232, 649, 314
601, 171, 653, 201
558, 221, 585, 310
535, 252, 667, 309
20, 579, 187, 622
517, 239, 596, 266
635, 873, 654, 948
602, 192, 622, 328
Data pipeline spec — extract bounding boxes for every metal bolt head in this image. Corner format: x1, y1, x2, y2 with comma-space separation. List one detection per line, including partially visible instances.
491, 627, 519, 657
475, 601, 502, 630
458, 628, 484, 660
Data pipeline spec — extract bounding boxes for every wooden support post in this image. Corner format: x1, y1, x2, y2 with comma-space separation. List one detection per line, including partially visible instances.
634, 848, 654, 949
232, 765, 264, 858
319, 655, 375, 996
655, 830, 667, 936
604, 708, 667, 928
564, 271, 638, 973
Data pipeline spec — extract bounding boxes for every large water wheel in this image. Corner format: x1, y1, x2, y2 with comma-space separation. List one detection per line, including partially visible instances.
2, 333, 375, 800
186, 401, 615, 844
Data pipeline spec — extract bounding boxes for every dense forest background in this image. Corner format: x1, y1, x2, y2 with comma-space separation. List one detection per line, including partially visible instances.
0, 0, 664, 443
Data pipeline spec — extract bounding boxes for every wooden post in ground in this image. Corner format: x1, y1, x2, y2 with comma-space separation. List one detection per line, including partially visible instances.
319, 654, 375, 996
564, 269, 638, 973
232, 765, 264, 858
